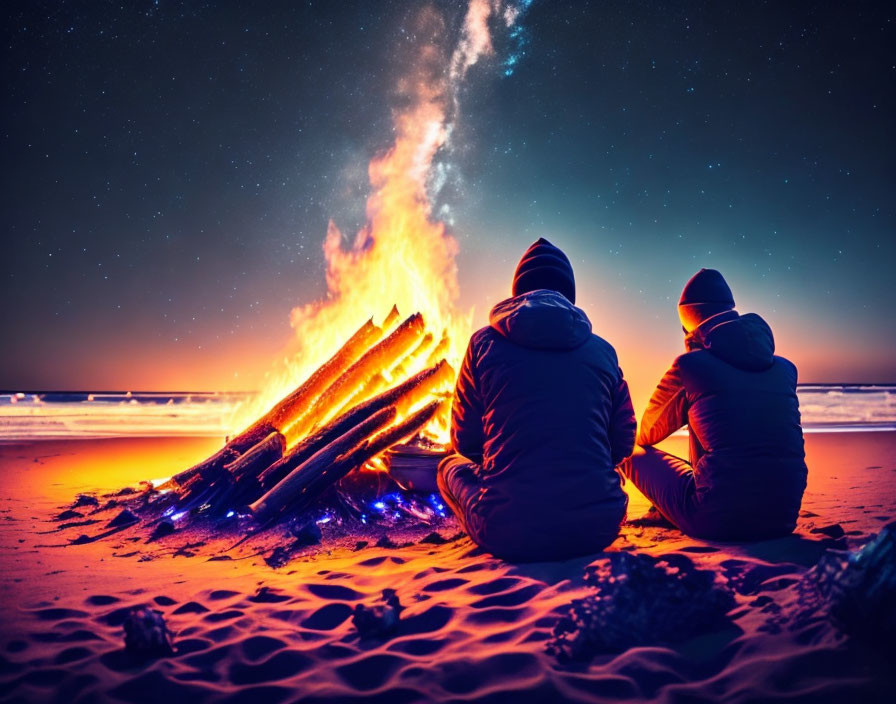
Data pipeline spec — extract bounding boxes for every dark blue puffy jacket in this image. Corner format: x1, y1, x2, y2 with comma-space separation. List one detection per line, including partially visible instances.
449, 289, 635, 558
638, 310, 808, 539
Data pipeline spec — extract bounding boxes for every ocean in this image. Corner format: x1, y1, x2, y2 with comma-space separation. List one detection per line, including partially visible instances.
0, 385, 893, 440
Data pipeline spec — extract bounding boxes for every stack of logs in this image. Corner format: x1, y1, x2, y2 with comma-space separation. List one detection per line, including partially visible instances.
164, 308, 455, 526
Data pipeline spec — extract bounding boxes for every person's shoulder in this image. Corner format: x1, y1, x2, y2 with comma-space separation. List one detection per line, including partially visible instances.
772, 354, 798, 378
671, 349, 712, 374
585, 332, 620, 366
467, 325, 499, 358
676, 348, 712, 364
470, 325, 495, 345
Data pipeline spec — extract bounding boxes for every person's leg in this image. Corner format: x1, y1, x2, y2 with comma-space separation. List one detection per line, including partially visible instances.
623, 445, 699, 533
437, 454, 483, 535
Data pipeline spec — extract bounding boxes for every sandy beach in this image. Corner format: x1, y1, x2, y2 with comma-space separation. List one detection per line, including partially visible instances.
1, 432, 894, 703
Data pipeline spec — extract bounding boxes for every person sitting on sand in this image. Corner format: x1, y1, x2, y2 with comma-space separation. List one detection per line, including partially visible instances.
623, 268, 808, 540
437, 238, 636, 562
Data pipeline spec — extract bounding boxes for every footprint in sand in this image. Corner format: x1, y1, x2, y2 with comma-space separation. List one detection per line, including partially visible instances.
436, 653, 540, 695
181, 643, 232, 670
336, 653, 406, 691
171, 637, 211, 657
53, 645, 92, 665
207, 589, 240, 601
300, 603, 353, 631
31, 607, 89, 621
357, 556, 405, 568
395, 604, 453, 635
30, 629, 102, 644
316, 643, 357, 661
456, 562, 486, 574
247, 587, 291, 604
85, 595, 120, 606
467, 577, 522, 595
203, 609, 244, 623
387, 636, 449, 656
470, 584, 543, 609
6, 640, 28, 653
465, 605, 528, 625
229, 650, 313, 685
810, 524, 845, 539
108, 670, 210, 701
422, 578, 468, 592
483, 629, 518, 644
305, 583, 363, 601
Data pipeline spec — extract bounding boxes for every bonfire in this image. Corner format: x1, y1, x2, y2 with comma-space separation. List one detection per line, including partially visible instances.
145, 307, 457, 532
73, 0, 489, 542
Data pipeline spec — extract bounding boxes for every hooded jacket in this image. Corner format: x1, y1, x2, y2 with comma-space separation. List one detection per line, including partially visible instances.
449, 289, 635, 558
638, 310, 808, 539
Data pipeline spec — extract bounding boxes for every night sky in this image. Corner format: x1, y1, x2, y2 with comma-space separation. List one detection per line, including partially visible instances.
3, 1, 894, 408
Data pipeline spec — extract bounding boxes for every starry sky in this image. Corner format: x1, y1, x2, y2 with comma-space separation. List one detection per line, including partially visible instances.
3, 1, 894, 407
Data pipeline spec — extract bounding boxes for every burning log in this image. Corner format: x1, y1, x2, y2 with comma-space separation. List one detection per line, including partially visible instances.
257, 359, 453, 494
251, 400, 446, 522
285, 313, 426, 438
175, 430, 288, 509
330, 333, 433, 423
231, 317, 383, 445
168, 317, 382, 488
250, 406, 398, 522
332, 373, 388, 421
288, 400, 447, 514
223, 431, 286, 485
146, 302, 456, 533
389, 332, 434, 380
425, 331, 450, 367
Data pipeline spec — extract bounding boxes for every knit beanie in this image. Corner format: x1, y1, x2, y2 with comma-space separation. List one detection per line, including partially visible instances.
512, 238, 576, 303
678, 268, 735, 332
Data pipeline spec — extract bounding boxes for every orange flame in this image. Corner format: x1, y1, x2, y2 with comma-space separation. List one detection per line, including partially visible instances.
230, 4, 511, 444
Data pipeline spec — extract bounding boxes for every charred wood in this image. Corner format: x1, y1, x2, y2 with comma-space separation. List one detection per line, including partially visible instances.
168, 317, 381, 487
249, 406, 398, 521
257, 360, 453, 495
287, 313, 425, 438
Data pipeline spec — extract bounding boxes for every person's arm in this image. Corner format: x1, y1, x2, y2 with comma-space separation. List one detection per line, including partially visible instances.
637, 360, 688, 446
609, 368, 636, 466
450, 338, 485, 463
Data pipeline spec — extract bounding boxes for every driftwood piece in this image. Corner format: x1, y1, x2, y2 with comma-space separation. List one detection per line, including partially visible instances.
286, 313, 426, 438
352, 400, 447, 464
250, 407, 398, 521
258, 360, 453, 494
169, 317, 381, 487
280, 400, 447, 520
166, 445, 241, 491
225, 431, 286, 485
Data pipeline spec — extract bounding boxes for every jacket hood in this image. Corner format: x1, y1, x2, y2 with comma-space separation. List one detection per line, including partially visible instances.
690, 310, 776, 371
490, 289, 592, 350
